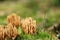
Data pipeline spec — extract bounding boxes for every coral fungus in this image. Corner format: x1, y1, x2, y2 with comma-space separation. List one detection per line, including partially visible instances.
7, 13, 21, 27
0, 25, 5, 40
22, 17, 36, 34
5, 23, 19, 40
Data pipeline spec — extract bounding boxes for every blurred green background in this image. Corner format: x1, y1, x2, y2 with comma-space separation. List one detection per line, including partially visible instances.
0, 0, 60, 40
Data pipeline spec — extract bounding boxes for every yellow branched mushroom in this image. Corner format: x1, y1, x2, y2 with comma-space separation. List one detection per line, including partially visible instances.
7, 13, 21, 27
0, 25, 5, 40
5, 23, 19, 40
22, 17, 36, 34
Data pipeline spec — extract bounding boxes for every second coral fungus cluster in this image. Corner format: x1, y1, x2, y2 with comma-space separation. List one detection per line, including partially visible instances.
22, 17, 36, 34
